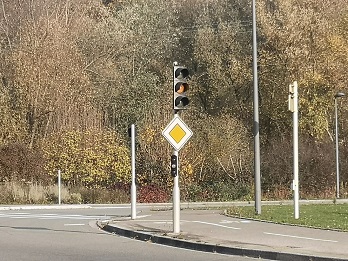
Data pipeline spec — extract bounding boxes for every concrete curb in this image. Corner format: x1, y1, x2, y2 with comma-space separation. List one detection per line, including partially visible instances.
101, 223, 346, 261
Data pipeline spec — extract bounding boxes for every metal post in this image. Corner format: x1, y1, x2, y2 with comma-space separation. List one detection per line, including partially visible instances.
292, 82, 299, 219
58, 169, 61, 205
335, 98, 340, 199
131, 124, 137, 219
252, 0, 261, 215
172, 149, 180, 233
334, 92, 345, 198
172, 62, 181, 233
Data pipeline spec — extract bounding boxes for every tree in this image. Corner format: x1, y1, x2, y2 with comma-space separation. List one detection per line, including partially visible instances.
257, 0, 348, 139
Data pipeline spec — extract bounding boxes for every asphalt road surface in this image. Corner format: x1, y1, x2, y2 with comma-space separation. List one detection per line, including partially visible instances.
0, 205, 270, 261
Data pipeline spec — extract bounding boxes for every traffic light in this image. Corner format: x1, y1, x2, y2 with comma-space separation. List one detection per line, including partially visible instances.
288, 81, 298, 112
170, 154, 178, 177
173, 65, 189, 110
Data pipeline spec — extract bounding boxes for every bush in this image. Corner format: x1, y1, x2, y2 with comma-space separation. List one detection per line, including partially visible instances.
183, 181, 251, 202
70, 186, 130, 204
42, 130, 131, 187
0, 143, 48, 184
137, 184, 170, 203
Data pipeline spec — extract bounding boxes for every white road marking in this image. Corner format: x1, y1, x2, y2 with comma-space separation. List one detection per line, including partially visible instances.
220, 220, 239, 224
64, 223, 85, 226
0, 213, 112, 220
192, 221, 241, 230
38, 215, 111, 220
122, 219, 172, 223
136, 215, 151, 219
91, 206, 130, 209
264, 232, 338, 243
1, 212, 30, 215
124, 219, 241, 230
0, 205, 91, 211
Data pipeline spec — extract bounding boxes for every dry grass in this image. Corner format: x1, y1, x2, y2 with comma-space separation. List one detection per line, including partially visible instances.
0, 181, 130, 204
0, 182, 80, 204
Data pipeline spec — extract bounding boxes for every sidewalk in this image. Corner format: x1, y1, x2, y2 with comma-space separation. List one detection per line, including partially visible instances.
99, 208, 348, 261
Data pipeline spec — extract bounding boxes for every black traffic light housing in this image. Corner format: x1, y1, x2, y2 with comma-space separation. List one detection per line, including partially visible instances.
173, 65, 189, 110
171, 154, 178, 177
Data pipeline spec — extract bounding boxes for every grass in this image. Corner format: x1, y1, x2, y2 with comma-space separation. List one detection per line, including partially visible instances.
0, 181, 130, 205
227, 204, 348, 231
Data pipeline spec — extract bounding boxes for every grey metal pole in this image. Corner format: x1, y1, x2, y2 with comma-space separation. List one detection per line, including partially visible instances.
58, 169, 61, 205
172, 149, 180, 233
252, 0, 261, 214
335, 98, 339, 199
334, 92, 345, 199
172, 62, 181, 233
131, 124, 137, 219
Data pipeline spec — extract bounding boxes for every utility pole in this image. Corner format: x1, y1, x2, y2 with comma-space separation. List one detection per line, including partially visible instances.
252, 0, 261, 215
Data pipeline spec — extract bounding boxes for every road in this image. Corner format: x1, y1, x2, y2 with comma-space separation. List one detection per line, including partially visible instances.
0, 205, 269, 261
103, 207, 348, 260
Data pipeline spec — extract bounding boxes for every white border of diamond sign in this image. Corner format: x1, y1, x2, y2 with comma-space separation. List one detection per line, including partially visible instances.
162, 116, 193, 151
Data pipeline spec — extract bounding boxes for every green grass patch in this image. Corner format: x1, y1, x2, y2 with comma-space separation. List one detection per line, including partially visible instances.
227, 204, 348, 231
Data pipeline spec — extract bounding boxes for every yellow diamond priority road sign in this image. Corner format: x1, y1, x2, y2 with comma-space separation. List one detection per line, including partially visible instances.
162, 115, 193, 151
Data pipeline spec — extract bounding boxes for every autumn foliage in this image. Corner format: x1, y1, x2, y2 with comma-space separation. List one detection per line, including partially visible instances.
1, 0, 348, 203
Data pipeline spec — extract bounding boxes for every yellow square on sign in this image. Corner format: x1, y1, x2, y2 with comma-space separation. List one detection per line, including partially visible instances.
169, 124, 186, 143
162, 115, 193, 151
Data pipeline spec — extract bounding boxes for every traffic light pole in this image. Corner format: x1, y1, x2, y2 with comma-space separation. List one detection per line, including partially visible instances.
292, 81, 299, 220
289, 81, 299, 220
172, 148, 180, 233
171, 62, 190, 234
